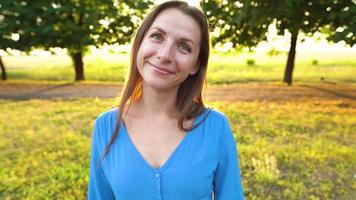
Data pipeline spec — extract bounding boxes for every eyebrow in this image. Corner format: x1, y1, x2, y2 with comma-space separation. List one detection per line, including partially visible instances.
150, 26, 196, 47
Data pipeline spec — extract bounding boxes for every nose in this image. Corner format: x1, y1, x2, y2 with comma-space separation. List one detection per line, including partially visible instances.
156, 41, 173, 64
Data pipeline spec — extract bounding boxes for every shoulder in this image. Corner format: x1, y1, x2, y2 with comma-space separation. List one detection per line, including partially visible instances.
92, 107, 119, 144
195, 108, 231, 136
203, 108, 237, 151
95, 107, 119, 126
201, 108, 230, 126
196, 108, 236, 155
206, 108, 228, 120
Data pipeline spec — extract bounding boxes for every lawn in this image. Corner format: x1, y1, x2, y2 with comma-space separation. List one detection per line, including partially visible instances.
0, 98, 355, 199
3, 50, 356, 84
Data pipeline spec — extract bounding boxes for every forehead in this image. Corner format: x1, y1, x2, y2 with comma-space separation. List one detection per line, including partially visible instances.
150, 8, 201, 44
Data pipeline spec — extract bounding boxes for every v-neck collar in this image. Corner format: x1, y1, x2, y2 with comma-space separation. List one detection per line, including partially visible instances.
121, 113, 204, 172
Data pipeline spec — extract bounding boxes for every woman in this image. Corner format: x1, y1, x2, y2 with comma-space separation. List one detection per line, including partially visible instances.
88, 1, 244, 199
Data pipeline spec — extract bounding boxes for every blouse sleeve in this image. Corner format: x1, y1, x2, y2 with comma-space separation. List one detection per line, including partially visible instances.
213, 116, 244, 200
88, 119, 115, 200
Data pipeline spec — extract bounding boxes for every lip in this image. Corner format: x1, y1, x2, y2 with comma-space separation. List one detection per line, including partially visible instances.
147, 61, 175, 75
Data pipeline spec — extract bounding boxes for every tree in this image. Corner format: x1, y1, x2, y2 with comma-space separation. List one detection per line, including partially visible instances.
42, 0, 154, 81
324, 0, 355, 46
202, 0, 355, 85
0, 0, 153, 81
0, 58, 6, 80
0, 0, 59, 80
0, 0, 36, 80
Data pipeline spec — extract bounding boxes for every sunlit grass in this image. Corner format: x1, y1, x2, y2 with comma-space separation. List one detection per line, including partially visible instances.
0, 99, 355, 199
3, 50, 356, 84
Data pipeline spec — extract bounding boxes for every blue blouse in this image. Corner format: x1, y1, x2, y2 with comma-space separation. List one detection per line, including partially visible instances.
88, 108, 244, 200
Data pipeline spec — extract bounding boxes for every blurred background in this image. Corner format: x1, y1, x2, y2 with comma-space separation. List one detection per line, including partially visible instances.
0, 0, 355, 199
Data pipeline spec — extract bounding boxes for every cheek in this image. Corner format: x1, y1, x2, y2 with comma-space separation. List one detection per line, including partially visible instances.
136, 41, 149, 67
136, 44, 147, 65
176, 55, 198, 71
138, 40, 155, 58
136, 49, 144, 68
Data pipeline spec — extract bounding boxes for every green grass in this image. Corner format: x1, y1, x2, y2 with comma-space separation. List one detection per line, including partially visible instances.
3, 50, 356, 84
0, 99, 355, 199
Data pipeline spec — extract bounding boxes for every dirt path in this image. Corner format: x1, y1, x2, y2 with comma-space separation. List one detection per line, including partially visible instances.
0, 82, 355, 103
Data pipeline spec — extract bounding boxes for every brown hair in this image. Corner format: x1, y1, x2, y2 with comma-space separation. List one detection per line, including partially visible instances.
102, 0, 210, 159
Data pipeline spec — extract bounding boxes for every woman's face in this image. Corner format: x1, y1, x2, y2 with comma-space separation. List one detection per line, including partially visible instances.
136, 8, 201, 92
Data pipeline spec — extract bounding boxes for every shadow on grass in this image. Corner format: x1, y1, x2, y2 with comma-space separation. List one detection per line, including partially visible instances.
301, 84, 356, 100
0, 82, 75, 100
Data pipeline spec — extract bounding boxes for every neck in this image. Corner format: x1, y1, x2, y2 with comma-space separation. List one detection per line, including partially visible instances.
133, 84, 180, 119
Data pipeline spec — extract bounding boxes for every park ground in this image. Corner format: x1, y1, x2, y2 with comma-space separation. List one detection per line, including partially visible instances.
0, 81, 356, 102
0, 51, 355, 199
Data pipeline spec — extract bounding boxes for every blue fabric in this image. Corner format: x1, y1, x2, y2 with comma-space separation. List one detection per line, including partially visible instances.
88, 108, 244, 200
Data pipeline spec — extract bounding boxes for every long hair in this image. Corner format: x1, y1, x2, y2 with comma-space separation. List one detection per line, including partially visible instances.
102, 0, 210, 159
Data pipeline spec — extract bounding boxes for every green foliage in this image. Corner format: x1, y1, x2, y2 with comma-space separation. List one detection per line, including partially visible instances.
266, 49, 282, 57
201, 0, 272, 47
0, 0, 153, 81
201, 0, 355, 84
325, 0, 356, 46
312, 59, 319, 66
246, 59, 256, 66
0, 99, 355, 199
0, 1, 34, 51
0, 0, 153, 51
201, 0, 355, 47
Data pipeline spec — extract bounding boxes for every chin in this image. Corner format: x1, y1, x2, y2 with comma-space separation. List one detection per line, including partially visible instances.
143, 78, 180, 92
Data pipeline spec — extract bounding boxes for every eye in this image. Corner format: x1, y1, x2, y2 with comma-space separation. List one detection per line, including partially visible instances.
150, 33, 162, 41
178, 43, 192, 53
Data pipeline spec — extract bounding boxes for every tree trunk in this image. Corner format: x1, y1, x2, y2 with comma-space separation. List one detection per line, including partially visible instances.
283, 31, 298, 85
0, 56, 7, 81
70, 51, 85, 81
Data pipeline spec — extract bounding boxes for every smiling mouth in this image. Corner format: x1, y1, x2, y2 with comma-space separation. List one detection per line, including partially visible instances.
147, 61, 175, 75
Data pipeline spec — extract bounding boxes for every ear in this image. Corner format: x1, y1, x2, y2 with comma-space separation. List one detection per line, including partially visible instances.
189, 61, 200, 75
